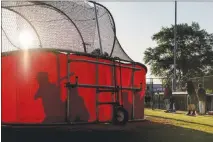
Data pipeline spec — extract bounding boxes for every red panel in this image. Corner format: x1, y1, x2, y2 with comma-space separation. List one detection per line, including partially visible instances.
2, 51, 67, 123
15, 51, 66, 123
98, 59, 113, 121
69, 55, 96, 122
2, 55, 17, 123
57, 53, 68, 102
134, 64, 146, 119
2, 52, 146, 123
121, 66, 133, 119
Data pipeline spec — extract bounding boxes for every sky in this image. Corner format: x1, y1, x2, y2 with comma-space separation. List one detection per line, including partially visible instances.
100, 2, 213, 81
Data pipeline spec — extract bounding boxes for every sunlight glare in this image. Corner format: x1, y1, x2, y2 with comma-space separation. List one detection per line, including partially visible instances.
19, 30, 33, 48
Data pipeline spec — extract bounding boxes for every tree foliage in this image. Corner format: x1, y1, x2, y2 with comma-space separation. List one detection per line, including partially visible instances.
91, 48, 109, 57
144, 22, 213, 82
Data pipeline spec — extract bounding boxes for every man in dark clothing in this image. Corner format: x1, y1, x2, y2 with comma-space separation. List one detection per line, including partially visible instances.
186, 81, 199, 116
164, 84, 172, 112
145, 86, 155, 109
169, 95, 176, 113
197, 84, 206, 115
145, 86, 152, 108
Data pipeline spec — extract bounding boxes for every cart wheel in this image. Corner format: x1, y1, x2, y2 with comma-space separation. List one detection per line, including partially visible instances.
112, 107, 128, 125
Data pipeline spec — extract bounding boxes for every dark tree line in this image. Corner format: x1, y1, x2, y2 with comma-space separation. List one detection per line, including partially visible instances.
144, 22, 213, 88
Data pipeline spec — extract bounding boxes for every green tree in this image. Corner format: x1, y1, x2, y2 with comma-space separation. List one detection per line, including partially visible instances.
144, 22, 213, 82
91, 48, 109, 57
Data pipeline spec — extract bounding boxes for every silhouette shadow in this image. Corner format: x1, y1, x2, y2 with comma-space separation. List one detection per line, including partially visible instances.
69, 88, 90, 122
134, 93, 144, 119
35, 72, 65, 123
122, 92, 132, 119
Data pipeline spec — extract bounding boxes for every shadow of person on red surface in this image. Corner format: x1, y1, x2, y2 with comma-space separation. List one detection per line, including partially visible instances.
122, 92, 132, 119
34, 72, 65, 123
134, 93, 144, 119
69, 88, 90, 122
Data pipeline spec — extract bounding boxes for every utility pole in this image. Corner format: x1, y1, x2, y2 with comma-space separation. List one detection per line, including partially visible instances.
173, 1, 177, 92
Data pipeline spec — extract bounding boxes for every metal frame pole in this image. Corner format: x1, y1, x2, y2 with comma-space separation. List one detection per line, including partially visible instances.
65, 83, 142, 91
66, 53, 70, 123
131, 63, 135, 120
68, 59, 141, 70
173, 1, 177, 92
94, 3, 103, 55
113, 60, 118, 102
111, 63, 115, 102
95, 57, 99, 122
119, 60, 123, 105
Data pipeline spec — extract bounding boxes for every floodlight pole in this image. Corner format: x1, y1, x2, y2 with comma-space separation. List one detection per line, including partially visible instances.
173, 1, 177, 92
94, 2, 103, 55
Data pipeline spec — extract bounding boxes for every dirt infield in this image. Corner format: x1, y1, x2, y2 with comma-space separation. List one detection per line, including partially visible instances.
2, 120, 213, 142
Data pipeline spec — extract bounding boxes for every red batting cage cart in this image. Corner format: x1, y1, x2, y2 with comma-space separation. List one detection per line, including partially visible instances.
1, 1, 147, 126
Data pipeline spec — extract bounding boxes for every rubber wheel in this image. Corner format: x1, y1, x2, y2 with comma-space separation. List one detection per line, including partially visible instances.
112, 107, 129, 125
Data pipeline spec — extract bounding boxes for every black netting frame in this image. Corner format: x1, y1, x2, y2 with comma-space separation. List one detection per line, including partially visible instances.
1, 1, 134, 62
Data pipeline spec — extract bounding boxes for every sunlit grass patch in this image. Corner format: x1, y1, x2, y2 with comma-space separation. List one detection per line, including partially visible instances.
145, 109, 213, 134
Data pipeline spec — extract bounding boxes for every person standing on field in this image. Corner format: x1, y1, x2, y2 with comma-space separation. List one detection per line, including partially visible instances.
197, 84, 206, 115
164, 84, 172, 113
145, 86, 152, 108
186, 81, 199, 116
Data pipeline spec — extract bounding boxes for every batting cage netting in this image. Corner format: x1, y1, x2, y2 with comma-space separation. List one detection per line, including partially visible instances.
1, 1, 132, 61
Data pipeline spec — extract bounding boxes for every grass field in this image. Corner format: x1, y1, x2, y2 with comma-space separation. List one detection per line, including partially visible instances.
2, 109, 213, 142
145, 108, 213, 134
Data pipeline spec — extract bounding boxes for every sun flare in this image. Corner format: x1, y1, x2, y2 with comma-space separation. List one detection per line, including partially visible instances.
19, 30, 33, 48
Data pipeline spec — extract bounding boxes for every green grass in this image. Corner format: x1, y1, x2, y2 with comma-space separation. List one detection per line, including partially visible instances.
145, 108, 213, 134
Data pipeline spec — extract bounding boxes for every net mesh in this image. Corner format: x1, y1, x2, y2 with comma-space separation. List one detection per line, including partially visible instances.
1, 1, 133, 61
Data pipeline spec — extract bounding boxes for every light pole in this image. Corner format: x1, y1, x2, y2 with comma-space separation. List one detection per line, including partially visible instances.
173, 1, 177, 92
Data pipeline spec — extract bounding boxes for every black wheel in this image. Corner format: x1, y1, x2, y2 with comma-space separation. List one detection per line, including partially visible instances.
112, 106, 129, 125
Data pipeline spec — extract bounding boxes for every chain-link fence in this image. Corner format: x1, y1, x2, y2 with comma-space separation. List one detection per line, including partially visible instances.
146, 78, 167, 110
146, 78, 168, 93
145, 77, 213, 111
